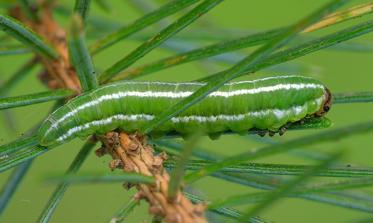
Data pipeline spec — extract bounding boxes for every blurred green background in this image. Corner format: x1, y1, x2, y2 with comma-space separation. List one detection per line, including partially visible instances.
1, 0, 373, 222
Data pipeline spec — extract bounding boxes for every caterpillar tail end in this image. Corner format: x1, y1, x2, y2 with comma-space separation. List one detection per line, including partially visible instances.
37, 119, 59, 147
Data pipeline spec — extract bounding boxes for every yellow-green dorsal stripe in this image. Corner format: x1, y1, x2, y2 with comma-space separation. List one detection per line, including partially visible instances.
38, 76, 329, 146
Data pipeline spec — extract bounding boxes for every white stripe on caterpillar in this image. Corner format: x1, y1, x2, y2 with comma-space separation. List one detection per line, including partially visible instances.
47, 82, 323, 135
56, 96, 324, 142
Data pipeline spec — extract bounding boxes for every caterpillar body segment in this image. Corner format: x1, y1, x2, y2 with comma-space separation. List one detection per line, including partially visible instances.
38, 76, 332, 146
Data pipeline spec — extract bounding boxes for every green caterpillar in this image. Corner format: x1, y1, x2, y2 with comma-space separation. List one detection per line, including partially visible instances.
38, 76, 332, 146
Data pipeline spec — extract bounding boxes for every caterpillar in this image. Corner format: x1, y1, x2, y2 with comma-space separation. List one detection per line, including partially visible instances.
38, 76, 332, 146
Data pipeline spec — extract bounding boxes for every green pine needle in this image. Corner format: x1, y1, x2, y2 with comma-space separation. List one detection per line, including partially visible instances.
185, 120, 373, 183
74, 0, 91, 22
165, 159, 373, 178
334, 92, 373, 104
68, 14, 98, 91
38, 139, 96, 223
89, 0, 200, 54
0, 15, 57, 58
99, 0, 223, 83
48, 173, 155, 184
141, 0, 350, 134
0, 89, 75, 110
0, 159, 32, 215
168, 133, 202, 200
109, 198, 139, 223
238, 151, 342, 221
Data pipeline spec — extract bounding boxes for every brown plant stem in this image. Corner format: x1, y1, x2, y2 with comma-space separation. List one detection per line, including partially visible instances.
98, 132, 207, 223
10, 5, 81, 91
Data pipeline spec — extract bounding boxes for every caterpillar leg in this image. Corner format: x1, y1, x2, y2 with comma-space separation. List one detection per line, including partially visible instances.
208, 132, 221, 140
258, 130, 267, 137
257, 125, 288, 137
279, 127, 287, 136
279, 122, 292, 136
278, 121, 294, 136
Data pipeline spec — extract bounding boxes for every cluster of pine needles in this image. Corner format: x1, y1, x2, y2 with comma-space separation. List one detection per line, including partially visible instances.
1, 0, 373, 222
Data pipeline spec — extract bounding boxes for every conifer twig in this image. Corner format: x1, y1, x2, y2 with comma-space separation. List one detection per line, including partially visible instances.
98, 132, 207, 223
10, 5, 81, 91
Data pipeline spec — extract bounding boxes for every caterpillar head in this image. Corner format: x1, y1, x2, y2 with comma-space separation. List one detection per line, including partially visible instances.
316, 87, 332, 116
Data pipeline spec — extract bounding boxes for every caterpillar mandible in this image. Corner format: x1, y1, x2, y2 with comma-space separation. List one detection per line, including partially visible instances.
38, 76, 332, 146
